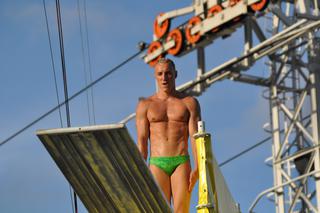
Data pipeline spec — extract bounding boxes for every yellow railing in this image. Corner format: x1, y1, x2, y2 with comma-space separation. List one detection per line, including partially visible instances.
194, 121, 219, 213
194, 121, 241, 213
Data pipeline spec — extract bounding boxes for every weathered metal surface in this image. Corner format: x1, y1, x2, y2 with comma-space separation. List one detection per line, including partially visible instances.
36, 124, 171, 213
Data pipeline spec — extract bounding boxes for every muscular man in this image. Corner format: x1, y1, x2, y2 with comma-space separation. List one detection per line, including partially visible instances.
136, 58, 201, 212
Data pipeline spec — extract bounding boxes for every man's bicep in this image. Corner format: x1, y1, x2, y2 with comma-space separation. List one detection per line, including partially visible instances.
136, 101, 150, 159
136, 101, 149, 140
189, 98, 201, 134
136, 118, 149, 139
193, 98, 201, 121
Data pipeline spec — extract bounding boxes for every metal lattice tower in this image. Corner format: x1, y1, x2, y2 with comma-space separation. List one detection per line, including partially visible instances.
255, 1, 320, 212
139, 0, 320, 212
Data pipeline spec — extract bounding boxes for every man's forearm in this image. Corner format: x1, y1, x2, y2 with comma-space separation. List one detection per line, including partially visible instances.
138, 143, 148, 160
191, 139, 198, 171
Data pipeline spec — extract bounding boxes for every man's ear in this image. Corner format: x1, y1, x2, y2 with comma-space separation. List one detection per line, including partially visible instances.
175, 70, 178, 79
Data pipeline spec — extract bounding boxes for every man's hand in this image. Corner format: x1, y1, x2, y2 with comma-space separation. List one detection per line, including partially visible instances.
188, 169, 199, 192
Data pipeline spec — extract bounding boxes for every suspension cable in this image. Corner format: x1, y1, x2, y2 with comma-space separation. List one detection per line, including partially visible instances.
55, 0, 71, 127
42, 0, 63, 128
55, 0, 79, 212
76, 0, 92, 124
42, 1, 75, 212
83, 0, 96, 124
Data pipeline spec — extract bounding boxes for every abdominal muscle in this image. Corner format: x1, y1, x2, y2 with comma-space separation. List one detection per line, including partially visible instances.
149, 120, 189, 157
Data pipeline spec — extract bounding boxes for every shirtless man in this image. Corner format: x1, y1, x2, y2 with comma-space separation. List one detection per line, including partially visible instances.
136, 58, 201, 212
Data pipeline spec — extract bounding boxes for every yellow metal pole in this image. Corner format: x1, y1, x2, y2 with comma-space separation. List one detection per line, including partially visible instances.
195, 121, 218, 213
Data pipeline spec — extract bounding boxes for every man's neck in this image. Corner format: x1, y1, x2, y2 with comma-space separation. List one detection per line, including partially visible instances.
156, 89, 176, 100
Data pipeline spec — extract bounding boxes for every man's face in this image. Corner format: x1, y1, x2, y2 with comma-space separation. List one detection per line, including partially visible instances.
154, 62, 176, 92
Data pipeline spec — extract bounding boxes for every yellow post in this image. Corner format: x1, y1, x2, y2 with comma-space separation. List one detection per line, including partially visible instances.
195, 121, 218, 213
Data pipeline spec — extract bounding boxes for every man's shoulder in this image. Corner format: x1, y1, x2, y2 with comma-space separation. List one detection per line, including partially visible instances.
136, 95, 155, 109
136, 97, 151, 115
181, 95, 199, 105
180, 95, 200, 113
139, 95, 156, 103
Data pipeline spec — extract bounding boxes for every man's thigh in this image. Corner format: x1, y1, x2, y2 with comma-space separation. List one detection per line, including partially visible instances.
170, 162, 191, 213
149, 165, 171, 202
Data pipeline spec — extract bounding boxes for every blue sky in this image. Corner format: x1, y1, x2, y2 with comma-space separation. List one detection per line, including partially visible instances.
1, 1, 275, 212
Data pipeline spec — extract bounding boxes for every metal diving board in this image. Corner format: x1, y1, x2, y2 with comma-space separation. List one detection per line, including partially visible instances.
36, 123, 171, 213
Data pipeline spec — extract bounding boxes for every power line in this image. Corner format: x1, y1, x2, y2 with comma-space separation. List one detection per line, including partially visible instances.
42, 0, 63, 128
0, 49, 144, 148
219, 136, 271, 167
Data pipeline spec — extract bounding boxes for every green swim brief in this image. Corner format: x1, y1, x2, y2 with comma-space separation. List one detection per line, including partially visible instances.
149, 155, 190, 176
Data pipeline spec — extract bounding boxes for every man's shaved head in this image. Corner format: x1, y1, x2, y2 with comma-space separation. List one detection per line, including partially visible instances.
155, 58, 176, 71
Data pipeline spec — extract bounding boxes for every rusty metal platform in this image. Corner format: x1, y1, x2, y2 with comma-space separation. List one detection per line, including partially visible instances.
36, 124, 171, 213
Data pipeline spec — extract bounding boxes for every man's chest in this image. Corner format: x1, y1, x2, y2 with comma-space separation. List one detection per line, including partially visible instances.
147, 100, 189, 122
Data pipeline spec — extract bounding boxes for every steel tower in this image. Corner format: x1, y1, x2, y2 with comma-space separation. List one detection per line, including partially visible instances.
251, 1, 320, 212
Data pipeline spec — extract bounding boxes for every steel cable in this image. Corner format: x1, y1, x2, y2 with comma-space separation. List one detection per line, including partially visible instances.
42, 0, 75, 212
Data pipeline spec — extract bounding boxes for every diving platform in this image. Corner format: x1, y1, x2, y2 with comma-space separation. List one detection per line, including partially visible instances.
36, 124, 171, 213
